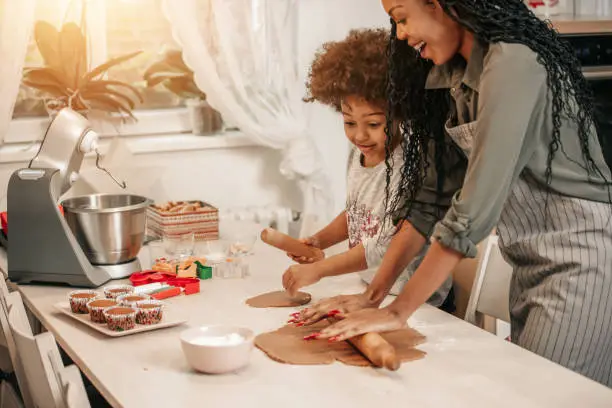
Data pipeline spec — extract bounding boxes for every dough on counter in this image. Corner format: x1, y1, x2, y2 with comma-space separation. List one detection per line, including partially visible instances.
246, 290, 311, 308
255, 321, 426, 368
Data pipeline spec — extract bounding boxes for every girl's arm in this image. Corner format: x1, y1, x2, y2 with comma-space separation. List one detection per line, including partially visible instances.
283, 243, 367, 296
311, 210, 349, 250
284, 221, 428, 320
288, 211, 348, 263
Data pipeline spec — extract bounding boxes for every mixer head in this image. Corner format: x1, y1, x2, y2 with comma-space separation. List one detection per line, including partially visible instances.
29, 108, 99, 198
29, 108, 126, 197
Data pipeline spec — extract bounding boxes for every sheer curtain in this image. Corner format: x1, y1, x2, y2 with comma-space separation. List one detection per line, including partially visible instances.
0, 0, 36, 145
162, 0, 332, 236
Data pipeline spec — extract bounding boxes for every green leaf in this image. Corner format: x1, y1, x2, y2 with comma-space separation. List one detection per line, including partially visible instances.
84, 80, 144, 103
34, 21, 61, 71
22, 67, 70, 97
84, 51, 143, 82
164, 50, 185, 67
88, 94, 136, 121
59, 22, 87, 89
145, 71, 188, 88
81, 88, 137, 110
163, 76, 205, 99
143, 60, 187, 81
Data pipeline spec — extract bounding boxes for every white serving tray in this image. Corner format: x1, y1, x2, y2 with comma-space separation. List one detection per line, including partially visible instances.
54, 302, 187, 337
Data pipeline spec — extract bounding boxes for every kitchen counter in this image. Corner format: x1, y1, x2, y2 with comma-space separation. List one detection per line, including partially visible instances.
10, 242, 612, 408
552, 14, 612, 34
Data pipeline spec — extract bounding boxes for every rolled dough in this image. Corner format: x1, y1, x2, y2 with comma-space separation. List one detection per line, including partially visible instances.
246, 290, 311, 308
255, 321, 426, 368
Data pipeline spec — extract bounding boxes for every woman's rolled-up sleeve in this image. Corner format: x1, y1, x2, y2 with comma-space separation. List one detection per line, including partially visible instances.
432, 46, 544, 257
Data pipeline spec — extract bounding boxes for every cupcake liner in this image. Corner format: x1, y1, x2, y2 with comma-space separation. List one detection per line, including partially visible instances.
103, 306, 137, 332
68, 290, 99, 314
135, 299, 164, 325
117, 293, 151, 307
87, 299, 118, 323
103, 284, 134, 300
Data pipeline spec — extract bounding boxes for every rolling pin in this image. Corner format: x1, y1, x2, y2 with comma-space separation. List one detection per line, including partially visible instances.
260, 228, 320, 259
347, 332, 400, 371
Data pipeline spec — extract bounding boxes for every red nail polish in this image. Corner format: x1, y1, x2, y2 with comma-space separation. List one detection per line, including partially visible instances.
296, 322, 305, 327
303, 332, 321, 341
328, 336, 340, 343
290, 312, 300, 317
327, 309, 341, 317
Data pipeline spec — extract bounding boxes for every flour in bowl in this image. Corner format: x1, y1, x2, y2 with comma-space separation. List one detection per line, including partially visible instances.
190, 333, 245, 346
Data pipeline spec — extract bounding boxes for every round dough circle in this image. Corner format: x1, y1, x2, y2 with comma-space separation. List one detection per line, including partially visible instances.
246, 290, 311, 308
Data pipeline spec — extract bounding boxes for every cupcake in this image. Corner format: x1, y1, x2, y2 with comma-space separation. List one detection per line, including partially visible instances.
87, 299, 118, 323
103, 306, 137, 332
103, 284, 134, 300
68, 290, 99, 314
117, 293, 150, 307
135, 299, 164, 325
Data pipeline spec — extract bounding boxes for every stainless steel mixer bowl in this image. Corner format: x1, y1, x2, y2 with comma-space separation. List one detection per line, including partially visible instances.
61, 194, 152, 265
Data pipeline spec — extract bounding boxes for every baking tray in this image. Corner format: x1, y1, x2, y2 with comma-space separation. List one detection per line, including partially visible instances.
54, 302, 187, 337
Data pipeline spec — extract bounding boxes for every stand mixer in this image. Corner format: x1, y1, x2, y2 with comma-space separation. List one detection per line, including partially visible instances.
7, 108, 151, 288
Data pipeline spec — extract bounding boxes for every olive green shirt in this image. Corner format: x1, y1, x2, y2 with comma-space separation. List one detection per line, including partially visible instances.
408, 40, 611, 258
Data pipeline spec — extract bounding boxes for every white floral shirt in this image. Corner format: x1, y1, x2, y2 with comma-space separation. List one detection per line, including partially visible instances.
345, 146, 451, 305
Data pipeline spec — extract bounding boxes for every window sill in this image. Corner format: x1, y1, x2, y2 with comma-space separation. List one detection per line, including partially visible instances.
0, 131, 258, 165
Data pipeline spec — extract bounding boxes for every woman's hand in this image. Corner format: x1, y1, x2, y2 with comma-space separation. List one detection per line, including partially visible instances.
318, 307, 408, 342
291, 293, 379, 325
282, 264, 323, 295
286, 236, 325, 264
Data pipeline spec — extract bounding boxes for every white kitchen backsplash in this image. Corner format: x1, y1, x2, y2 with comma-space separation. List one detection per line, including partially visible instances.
577, 0, 612, 15
526, 0, 574, 16
527, 0, 612, 15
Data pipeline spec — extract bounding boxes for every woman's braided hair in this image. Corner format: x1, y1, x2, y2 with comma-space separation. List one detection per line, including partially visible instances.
385, 0, 609, 223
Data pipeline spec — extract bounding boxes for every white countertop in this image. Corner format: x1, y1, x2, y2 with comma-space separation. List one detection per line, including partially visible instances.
10, 243, 612, 408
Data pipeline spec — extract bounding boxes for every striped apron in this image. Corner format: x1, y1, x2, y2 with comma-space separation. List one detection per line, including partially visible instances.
446, 120, 612, 388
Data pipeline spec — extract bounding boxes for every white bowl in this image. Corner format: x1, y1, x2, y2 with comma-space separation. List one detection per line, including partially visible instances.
180, 325, 254, 374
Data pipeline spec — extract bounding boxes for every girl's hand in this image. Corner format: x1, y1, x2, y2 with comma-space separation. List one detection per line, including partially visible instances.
318, 307, 407, 342
282, 264, 323, 296
292, 293, 378, 325
286, 236, 325, 264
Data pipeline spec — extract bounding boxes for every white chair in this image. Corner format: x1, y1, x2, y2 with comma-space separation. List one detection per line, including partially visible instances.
465, 235, 513, 337
57, 366, 90, 408
7, 292, 90, 408
0, 381, 22, 408
0, 284, 33, 408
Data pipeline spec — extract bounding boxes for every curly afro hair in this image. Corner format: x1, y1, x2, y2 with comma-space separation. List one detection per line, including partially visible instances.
304, 28, 389, 111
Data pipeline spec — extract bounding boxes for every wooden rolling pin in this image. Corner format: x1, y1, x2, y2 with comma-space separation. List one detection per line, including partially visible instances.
347, 332, 400, 371
260, 228, 320, 259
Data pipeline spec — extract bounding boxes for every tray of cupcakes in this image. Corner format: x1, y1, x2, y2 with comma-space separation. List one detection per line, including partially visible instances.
54, 284, 187, 337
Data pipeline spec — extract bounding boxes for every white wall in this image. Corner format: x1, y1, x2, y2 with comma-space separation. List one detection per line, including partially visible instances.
298, 0, 389, 216
0, 142, 301, 213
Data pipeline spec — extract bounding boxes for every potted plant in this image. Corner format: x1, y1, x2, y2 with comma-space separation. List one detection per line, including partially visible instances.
143, 50, 223, 135
22, 20, 143, 122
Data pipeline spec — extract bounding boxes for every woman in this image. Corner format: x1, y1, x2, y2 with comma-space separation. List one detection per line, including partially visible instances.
305, 0, 612, 387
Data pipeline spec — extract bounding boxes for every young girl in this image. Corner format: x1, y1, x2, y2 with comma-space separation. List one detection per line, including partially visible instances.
282, 28, 454, 316
307, 0, 612, 387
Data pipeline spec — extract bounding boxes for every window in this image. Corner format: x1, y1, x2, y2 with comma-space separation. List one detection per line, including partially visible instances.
12, 0, 196, 130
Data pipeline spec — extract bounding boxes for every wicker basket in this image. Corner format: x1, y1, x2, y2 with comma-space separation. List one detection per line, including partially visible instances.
146, 201, 219, 241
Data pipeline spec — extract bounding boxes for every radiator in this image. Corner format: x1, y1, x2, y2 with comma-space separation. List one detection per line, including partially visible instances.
218, 206, 299, 235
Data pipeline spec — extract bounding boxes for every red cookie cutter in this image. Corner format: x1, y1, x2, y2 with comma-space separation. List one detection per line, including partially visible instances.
129, 271, 200, 295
